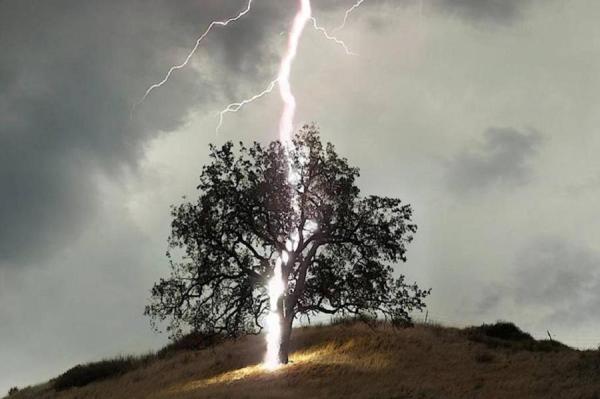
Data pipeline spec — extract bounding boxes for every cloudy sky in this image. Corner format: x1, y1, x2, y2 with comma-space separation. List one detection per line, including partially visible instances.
2, 0, 600, 393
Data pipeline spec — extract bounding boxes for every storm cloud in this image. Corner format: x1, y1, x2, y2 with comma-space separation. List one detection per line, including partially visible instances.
315, 0, 532, 24
0, 0, 287, 267
515, 238, 600, 326
0, 0, 540, 267
2, 0, 600, 394
445, 127, 542, 194
475, 237, 600, 336
435, 0, 531, 24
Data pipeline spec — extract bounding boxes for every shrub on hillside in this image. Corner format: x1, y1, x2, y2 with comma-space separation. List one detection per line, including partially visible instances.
53, 356, 147, 391
466, 321, 570, 352
8, 387, 19, 396
52, 332, 224, 391
157, 331, 223, 356
329, 314, 412, 329
331, 314, 377, 327
473, 322, 534, 341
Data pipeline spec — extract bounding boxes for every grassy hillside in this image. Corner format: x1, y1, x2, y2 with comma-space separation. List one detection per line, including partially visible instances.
6, 321, 600, 399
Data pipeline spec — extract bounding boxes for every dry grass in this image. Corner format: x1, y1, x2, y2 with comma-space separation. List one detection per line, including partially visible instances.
7, 322, 600, 399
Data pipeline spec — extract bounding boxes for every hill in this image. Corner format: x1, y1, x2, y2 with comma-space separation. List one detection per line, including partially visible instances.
6, 321, 600, 399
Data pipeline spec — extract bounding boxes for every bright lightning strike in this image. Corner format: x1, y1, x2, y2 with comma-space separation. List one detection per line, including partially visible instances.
264, 0, 312, 371
310, 17, 356, 55
216, 78, 278, 134
264, 257, 285, 371
216, 16, 353, 133
276, 0, 312, 146
136, 0, 365, 372
333, 0, 367, 33
133, 0, 254, 111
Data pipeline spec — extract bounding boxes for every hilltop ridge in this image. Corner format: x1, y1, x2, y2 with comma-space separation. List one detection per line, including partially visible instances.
6, 321, 600, 399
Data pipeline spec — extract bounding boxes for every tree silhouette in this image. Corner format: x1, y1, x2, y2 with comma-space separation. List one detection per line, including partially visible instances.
145, 125, 429, 363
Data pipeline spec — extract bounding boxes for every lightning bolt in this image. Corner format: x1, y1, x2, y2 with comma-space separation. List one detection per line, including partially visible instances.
216, 78, 278, 133
132, 0, 254, 111
216, 13, 354, 134
276, 0, 312, 145
310, 17, 356, 55
333, 0, 367, 33
264, 0, 313, 371
134, 0, 368, 371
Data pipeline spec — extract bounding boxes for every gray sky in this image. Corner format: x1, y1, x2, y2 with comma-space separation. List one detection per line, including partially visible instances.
2, 0, 600, 393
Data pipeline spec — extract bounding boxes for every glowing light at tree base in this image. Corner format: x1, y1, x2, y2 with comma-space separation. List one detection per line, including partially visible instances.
135, 0, 369, 372
263, 0, 312, 370
264, 258, 284, 370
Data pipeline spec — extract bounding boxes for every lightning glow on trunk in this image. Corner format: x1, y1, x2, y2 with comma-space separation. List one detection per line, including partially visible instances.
264, 0, 312, 371
135, 0, 370, 372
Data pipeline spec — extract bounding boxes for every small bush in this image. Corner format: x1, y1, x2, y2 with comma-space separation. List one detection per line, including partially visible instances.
157, 331, 223, 356
329, 314, 407, 329
51, 331, 223, 391
391, 317, 415, 329
53, 356, 142, 391
466, 321, 570, 352
474, 322, 534, 341
8, 387, 19, 396
330, 314, 375, 326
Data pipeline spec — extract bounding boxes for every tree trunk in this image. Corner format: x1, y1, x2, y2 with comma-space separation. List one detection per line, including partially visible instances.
278, 314, 294, 364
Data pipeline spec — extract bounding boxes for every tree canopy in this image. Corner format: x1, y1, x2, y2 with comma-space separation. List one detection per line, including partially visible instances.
145, 125, 429, 361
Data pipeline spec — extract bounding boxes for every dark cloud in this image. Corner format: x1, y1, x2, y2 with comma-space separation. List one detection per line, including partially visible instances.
0, 2, 302, 391
514, 237, 600, 326
475, 283, 505, 315
435, 0, 529, 24
474, 237, 600, 328
0, 0, 287, 267
446, 127, 542, 194
0, 0, 570, 389
0, 0, 540, 268
514, 238, 598, 306
313, 0, 532, 24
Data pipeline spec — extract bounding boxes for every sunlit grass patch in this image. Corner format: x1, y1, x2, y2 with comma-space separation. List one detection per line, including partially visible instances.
176, 364, 266, 392
166, 337, 391, 396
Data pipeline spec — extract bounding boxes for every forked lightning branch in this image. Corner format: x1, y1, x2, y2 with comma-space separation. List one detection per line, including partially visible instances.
134, 0, 367, 370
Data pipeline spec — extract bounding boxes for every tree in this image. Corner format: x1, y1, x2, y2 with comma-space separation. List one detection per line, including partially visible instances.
145, 125, 430, 364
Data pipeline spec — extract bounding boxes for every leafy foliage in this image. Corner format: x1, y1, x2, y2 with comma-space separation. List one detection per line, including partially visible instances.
145, 125, 429, 357
157, 331, 223, 356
